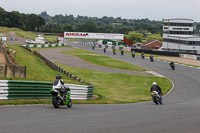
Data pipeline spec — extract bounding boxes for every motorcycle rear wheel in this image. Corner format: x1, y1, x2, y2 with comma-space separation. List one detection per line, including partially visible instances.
67, 99, 72, 108
153, 97, 158, 105
52, 96, 61, 108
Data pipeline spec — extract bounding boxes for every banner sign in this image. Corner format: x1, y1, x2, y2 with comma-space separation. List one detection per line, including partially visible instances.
64, 32, 124, 40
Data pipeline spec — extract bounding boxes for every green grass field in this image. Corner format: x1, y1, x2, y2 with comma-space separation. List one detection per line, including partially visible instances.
44, 35, 58, 43
0, 27, 37, 40
58, 63, 171, 103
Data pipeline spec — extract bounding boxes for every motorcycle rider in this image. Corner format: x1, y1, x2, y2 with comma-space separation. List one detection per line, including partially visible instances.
150, 82, 162, 104
141, 52, 144, 59
150, 54, 154, 62
170, 61, 174, 67
132, 50, 135, 58
113, 49, 116, 55
53, 74, 68, 100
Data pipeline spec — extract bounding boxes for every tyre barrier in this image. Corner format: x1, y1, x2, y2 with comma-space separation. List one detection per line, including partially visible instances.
0, 80, 94, 100
22, 43, 67, 48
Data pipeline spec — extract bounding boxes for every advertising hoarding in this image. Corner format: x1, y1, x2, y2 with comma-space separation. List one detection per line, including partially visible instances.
64, 32, 124, 40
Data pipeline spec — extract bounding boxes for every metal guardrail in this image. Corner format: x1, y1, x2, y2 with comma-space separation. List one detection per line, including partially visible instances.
0, 80, 94, 100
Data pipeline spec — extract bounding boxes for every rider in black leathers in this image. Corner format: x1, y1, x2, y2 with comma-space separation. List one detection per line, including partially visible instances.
150, 82, 162, 104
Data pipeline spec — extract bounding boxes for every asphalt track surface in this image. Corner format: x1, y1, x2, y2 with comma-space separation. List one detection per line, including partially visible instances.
1, 42, 200, 133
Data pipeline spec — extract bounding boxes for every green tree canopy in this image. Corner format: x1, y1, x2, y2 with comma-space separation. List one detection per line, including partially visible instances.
125, 31, 143, 43
146, 34, 163, 42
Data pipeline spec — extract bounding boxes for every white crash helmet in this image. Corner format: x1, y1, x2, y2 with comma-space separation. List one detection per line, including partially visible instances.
152, 82, 157, 85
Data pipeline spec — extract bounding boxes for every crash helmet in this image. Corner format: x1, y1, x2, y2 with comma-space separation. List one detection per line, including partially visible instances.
56, 74, 62, 79
152, 82, 157, 85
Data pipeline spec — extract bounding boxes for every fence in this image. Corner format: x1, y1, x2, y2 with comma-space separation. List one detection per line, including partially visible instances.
0, 42, 26, 78
0, 80, 94, 100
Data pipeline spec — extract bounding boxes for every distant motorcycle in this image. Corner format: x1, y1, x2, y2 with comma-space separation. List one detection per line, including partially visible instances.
141, 54, 144, 59
50, 86, 72, 108
150, 55, 154, 62
170, 62, 175, 70
132, 53, 135, 58
141, 52, 144, 59
113, 49, 116, 55
151, 91, 162, 105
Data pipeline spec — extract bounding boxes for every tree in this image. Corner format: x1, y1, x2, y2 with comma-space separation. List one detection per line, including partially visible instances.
126, 31, 143, 43
82, 21, 99, 32
146, 34, 163, 42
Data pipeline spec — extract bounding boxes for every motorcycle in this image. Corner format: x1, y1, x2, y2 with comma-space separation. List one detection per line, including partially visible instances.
150, 56, 154, 62
170, 62, 175, 70
50, 86, 72, 108
113, 49, 116, 55
141, 55, 144, 59
151, 91, 162, 105
132, 53, 135, 58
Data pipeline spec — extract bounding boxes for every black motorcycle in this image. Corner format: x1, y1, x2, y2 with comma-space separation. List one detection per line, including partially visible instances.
170, 62, 175, 70
132, 53, 135, 58
150, 55, 154, 62
141, 53, 144, 59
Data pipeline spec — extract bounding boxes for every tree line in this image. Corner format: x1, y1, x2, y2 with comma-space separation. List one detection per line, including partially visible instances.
0, 7, 45, 31
39, 11, 163, 35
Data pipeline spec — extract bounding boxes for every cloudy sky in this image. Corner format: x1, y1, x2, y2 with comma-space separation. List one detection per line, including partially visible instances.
1, 0, 200, 21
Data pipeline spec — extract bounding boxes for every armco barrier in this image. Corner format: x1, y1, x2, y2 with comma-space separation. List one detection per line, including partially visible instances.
0, 80, 94, 100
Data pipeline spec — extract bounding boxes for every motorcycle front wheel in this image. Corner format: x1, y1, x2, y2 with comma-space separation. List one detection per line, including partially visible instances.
52, 96, 61, 108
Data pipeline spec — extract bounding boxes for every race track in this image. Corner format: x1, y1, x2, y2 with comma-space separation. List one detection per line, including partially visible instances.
0, 42, 200, 133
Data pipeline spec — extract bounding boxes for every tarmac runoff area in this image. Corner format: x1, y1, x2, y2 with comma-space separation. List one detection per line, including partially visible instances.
39, 47, 160, 77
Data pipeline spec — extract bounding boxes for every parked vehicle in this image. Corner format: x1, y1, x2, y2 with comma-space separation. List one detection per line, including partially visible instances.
50, 86, 72, 108
151, 91, 162, 105
26, 39, 36, 44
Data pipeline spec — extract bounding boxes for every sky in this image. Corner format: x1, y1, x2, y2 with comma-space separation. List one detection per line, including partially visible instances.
1, 0, 200, 21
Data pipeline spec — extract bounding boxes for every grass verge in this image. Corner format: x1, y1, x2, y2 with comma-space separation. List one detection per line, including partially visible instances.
56, 63, 172, 103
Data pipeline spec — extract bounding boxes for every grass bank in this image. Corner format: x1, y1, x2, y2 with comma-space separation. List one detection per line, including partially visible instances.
0, 27, 37, 40
6, 45, 83, 84
44, 35, 58, 43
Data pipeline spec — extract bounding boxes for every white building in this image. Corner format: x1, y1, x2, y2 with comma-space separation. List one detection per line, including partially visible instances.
35, 35, 46, 44
163, 18, 200, 52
